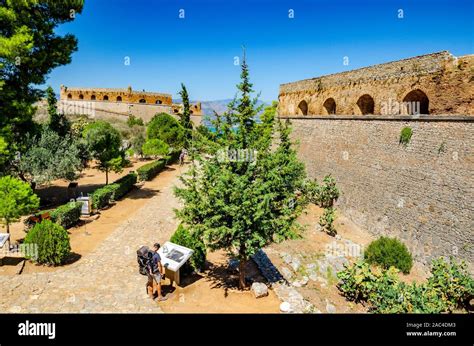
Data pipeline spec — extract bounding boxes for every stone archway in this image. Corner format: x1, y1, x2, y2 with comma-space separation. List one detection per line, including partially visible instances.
103, 95, 109, 101
79, 94, 84, 100
297, 100, 308, 115
323, 98, 336, 115
116, 96, 122, 102
357, 94, 375, 115
91, 95, 96, 100
402, 89, 429, 115
139, 99, 146, 103
67, 93, 72, 99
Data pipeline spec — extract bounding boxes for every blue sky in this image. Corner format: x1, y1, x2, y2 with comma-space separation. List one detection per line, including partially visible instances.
46, 0, 473, 102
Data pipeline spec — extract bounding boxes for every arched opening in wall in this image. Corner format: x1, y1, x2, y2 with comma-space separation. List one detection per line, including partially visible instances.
155, 100, 162, 104
356, 94, 375, 115
91, 95, 96, 100
297, 100, 308, 115
139, 99, 146, 103
116, 96, 122, 102
402, 89, 429, 115
79, 94, 84, 100
190, 110, 194, 115
103, 95, 109, 101
67, 93, 72, 99
173, 108, 179, 113
323, 98, 336, 115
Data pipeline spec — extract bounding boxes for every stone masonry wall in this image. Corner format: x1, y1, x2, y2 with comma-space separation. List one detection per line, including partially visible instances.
283, 116, 473, 267
279, 52, 474, 116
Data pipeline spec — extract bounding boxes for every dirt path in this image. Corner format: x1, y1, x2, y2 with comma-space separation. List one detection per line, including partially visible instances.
0, 163, 280, 313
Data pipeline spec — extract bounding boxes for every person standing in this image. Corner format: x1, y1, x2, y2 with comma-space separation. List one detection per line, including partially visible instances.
146, 243, 166, 301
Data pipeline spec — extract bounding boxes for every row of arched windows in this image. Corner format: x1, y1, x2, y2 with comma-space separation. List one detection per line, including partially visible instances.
296, 89, 430, 116
66, 93, 163, 104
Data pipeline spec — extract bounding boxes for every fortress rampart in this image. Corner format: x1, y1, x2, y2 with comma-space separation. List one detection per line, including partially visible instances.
59, 85, 203, 123
279, 51, 474, 116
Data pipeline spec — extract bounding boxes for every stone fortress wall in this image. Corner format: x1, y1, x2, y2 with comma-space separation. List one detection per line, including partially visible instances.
279, 51, 474, 116
279, 51, 474, 269
59, 85, 202, 125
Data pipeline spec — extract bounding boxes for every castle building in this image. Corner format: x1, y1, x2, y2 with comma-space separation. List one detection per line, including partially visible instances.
278, 51, 473, 116
59, 85, 202, 124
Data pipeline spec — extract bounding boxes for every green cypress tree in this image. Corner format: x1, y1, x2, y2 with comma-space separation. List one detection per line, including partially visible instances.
178, 83, 193, 148
175, 51, 307, 289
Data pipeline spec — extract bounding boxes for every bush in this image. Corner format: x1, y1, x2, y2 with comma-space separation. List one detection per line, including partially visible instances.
50, 201, 83, 229
112, 173, 137, 200
137, 159, 166, 181
337, 257, 473, 313
24, 219, 71, 265
399, 127, 413, 146
170, 224, 206, 272
166, 149, 181, 164
319, 175, 340, 207
304, 175, 339, 207
319, 207, 336, 236
91, 173, 137, 209
364, 236, 413, 274
127, 115, 144, 127
91, 185, 115, 209
427, 257, 474, 311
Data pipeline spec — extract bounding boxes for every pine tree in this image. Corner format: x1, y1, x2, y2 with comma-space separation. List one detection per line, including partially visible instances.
175, 51, 307, 289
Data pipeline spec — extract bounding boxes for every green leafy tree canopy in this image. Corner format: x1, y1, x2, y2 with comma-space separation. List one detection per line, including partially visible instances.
142, 138, 169, 158
0, 175, 39, 234
0, 0, 84, 169
83, 120, 124, 184
147, 113, 185, 150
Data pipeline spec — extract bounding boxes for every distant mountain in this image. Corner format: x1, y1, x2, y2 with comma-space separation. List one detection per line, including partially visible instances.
173, 99, 270, 117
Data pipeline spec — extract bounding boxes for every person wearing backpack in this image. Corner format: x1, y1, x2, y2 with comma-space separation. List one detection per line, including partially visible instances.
146, 243, 166, 301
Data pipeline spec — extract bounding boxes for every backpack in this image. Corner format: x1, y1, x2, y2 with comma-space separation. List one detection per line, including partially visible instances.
137, 246, 151, 276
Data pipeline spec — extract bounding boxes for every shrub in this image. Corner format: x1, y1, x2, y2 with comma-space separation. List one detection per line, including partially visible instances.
127, 115, 144, 127
319, 207, 336, 236
319, 175, 340, 207
137, 159, 166, 181
91, 173, 137, 209
50, 201, 83, 229
112, 173, 137, 200
24, 219, 71, 265
304, 174, 339, 207
337, 257, 473, 313
399, 127, 412, 146
166, 149, 181, 164
364, 236, 413, 274
170, 224, 206, 272
91, 185, 115, 209
427, 257, 474, 311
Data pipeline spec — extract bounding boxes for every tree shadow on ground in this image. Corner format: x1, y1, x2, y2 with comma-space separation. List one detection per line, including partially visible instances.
178, 270, 204, 288
36, 183, 104, 208
125, 186, 161, 200
205, 261, 247, 297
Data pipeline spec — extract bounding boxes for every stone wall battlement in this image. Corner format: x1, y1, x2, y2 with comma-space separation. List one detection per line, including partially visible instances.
279, 51, 474, 116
